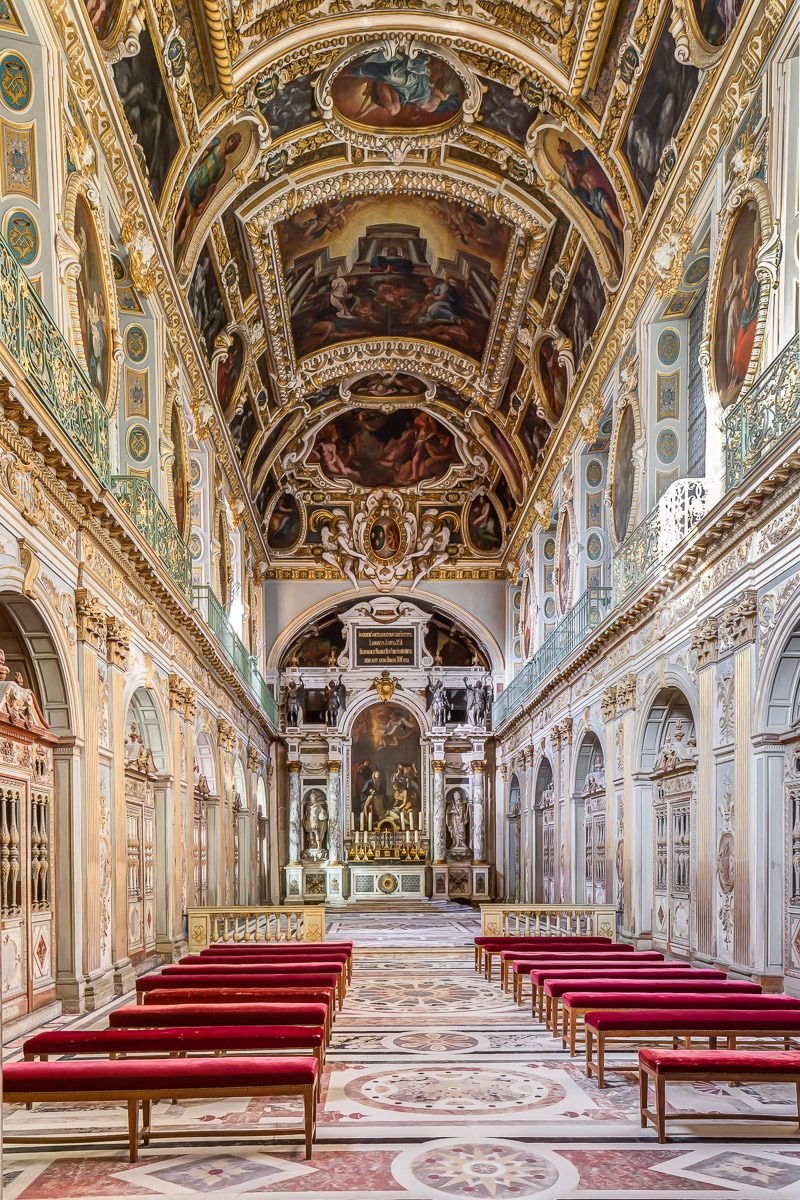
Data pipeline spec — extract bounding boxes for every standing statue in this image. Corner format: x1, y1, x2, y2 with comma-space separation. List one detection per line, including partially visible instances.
302, 788, 329, 858
324, 676, 347, 727
285, 679, 304, 728
483, 676, 494, 724
426, 677, 451, 727
464, 678, 488, 726
446, 787, 470, 856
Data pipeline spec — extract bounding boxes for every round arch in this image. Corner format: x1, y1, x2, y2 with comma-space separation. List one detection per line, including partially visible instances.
756, 591, 800, 734
123, 683, 170, 773
0, 588, 77, 737
573, 729, 605, 794
636, 672, 699, 772
194, 725, 218, 794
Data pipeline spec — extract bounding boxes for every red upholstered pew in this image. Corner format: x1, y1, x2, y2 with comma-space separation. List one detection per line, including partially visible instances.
140, 987, 335, 1041
480, 937, 618, 983
639, 1048, 800, 1142
111, 1000, 329, 1032
167, 961, 347, 1007
200, 942, 353, 983
474, 935, 613, 973
538, 967, 734, 1026
3, 1056, 318, 1162
509, 951, 665, 1006
524, 962, 706, 1016
499, 942, 635, 992
586, 1007, 800, 1087
22, 1025, 326, 1095
558, 980, 766, 1052
137, 970, 340, 1009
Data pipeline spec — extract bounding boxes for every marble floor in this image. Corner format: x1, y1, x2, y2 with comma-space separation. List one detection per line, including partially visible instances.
4, 904, 800, 1199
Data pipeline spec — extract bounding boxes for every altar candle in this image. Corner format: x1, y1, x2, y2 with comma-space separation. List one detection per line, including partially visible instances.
368, 812, 373, 832
400, 811, 405, 830
360, 812, 364, 832
405, 830, 411, 845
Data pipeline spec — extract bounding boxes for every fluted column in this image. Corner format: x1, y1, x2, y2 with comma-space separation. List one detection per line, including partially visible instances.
326, 759, 342, 864
288, 761, 302, 865
470, 759, 487, 864
432, 760, 446, 863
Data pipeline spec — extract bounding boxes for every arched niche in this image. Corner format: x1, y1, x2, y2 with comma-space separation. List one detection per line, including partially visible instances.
534, 756, 555, 903
123, 685, 169, 960
232, 754, 247, 904
573, 731, 606, 904
349, 701, 422, 834
0, 593, 73, 735
506, 772, 521, 903
637, 685, 698, 955
192, 725, 218, 908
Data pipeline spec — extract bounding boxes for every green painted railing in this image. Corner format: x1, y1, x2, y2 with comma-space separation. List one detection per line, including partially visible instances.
193, 584, 278, 726
111, 475, 192, 598
0, 234, 110, 483
725, 333, 800, 490
493, 587, 612, 729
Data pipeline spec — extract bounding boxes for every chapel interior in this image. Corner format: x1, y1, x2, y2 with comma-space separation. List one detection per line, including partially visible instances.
0, 0, 799, 1194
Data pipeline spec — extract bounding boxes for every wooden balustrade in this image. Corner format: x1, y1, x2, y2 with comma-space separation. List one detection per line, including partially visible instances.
185, 906, 326, 949
480, 904, 617, 940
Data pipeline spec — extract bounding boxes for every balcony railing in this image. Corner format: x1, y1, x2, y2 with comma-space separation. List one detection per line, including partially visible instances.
193, 584, 278, 725
493, 586, 612, 728
111, 475, 192, 598
613, 477, 711, 605
0, 234, 110, 483
725, 332, 800, 490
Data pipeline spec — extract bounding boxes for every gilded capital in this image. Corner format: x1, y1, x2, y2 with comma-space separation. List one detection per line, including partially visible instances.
216, 717, 236, 753
600, 685, 617, 722
718, 590, 757, 653
246, 745, 262, 772
432, 759, 446, 773
326, 759, 341, 774
560, 717, 573, 745
615, 673, 637, 714
690, 617, 719, 668
288, 760, 302, 774
75, 588, 107, 653
470, 758, 487, 774
105, 616, 130, 669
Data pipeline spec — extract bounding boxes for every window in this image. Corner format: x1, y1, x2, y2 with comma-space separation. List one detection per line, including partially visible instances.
687, 289, 707, 477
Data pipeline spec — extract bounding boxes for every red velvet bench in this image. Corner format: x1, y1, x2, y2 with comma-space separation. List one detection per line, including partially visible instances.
551, 974, 758, 1041
166, 962, 347, 1007
201, 944, 353, 983
639, 1048, 800, 1141
137, 971, 340, 1011
3, 1055, 318, 1161
515, 957, 681, 1009
481, 938, 619, 983
111, 1001, 330, 1043
509, 952, 665, 1007
585, 1008, 800, 1087
499, 943, 634, 991
474, 935, 613, 975
22, 1025, 326, 1096
524, 963, 711, 1015
140, 989, 335, 1041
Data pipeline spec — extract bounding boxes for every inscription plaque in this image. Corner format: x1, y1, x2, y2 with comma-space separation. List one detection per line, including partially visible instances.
355, 628, 416, 667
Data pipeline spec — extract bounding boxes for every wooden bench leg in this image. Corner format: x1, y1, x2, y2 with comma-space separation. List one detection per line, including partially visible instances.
569, 1010, 577, 1058
304, 1085, 315, 1159
796, 1081, 800, 1131
597, 1034, 605, 1089
639, 1067, 648, 1128
655, 1075, 666, 1143
585, 1027, 593, 1078
127, 1099, 139, 1163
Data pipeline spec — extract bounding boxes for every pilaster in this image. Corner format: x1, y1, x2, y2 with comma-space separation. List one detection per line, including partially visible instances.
107, 617, 134, 995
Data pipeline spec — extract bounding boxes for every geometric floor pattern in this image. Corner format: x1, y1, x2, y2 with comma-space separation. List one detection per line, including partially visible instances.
5, 903, 800, 1198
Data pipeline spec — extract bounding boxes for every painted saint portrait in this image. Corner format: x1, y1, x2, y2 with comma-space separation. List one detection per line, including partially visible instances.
558, 250, 606, 367
216, 333, 245, 411
173, 123, 254, 271
712, 198, 762, 408
612, 404, 636, 544
83, 0, 123, 41
307, 409, 457, 488
266, 493, 302, 552
557, 512, 572, 616
331, 49, 465, 133
351, 704, 421, 829
188, 244, 227, 360
466, 493, 503, 554
112, 28, 180, 205
691, 0, 743, 48
228, 396, 259, 463
518, 400, 552, 470
276, 195, 511, 363
542, 130, 624, 270
74, 193, 111, 406
537, 336, 569, 421
623, 25, 699, 206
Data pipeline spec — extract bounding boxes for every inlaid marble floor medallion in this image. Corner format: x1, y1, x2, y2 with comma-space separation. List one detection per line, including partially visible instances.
5, 902, 800, 1198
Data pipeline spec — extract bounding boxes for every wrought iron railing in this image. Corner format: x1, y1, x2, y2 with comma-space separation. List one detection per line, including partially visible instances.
725, 332, 800, 489
0, 234, 110, 483
111, 475, 192, 598
493, 586, 612, 728
193, 584, 279, 725
613, 478, 711, 604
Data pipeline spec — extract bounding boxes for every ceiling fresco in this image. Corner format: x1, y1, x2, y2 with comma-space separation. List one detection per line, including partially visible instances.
74, 0, 762, 582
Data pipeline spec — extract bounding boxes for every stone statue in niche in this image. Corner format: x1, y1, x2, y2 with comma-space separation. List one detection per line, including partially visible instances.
302, 788, 329, 859
324, 677, 347, 727
285, 679, 304, 727
426, 677, 451, 727
446, 787, 471, 858
464, 677, 492, 727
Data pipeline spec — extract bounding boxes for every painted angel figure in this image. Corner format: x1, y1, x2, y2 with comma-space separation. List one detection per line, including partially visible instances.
409, 515, 451, 588
321, 517, 361, 589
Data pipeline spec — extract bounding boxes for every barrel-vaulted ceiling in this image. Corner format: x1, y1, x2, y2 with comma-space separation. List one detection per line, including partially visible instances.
86, 0, 718, 583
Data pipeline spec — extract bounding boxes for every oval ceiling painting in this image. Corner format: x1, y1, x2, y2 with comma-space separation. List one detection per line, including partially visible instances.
267, 493, 302, 552
466, 493, 504, 554
308, 409, 457, 488
330, 49, 466, 133
690, 0, 744, 48
712, 197, 762, 409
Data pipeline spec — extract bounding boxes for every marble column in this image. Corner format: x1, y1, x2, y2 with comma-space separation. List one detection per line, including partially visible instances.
288, 761, 302, 865
470, 759, 487, 864
326, 759, 342, 864
432, 759, 446, 863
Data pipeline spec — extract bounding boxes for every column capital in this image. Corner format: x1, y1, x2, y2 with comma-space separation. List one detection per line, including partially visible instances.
287, 760, 302, 774
718, 590, 757, 653
600, 685, 617, 723
615, 673, 637, 714
168, 673, 196, 721
432, 759, 446, 773
469, 758, 487, 774
105, 616, 130, 669
75, 588, 106, 653
559, 717, 573, 746
690, 617, 719, 668
246, 745, 262, 772
216, 718, 237, 754
549, 726, 562, 753
326, 759, 341, 774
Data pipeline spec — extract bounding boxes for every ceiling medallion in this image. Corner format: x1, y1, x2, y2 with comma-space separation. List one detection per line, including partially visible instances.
315, 39, 481, 161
